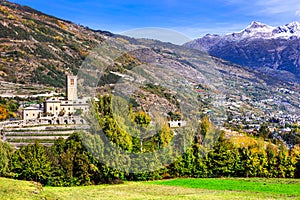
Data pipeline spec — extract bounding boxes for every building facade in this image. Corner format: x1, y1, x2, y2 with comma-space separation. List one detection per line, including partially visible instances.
66, 75, 77, 101
22, 107, 41, 121
44, 75, 89, 117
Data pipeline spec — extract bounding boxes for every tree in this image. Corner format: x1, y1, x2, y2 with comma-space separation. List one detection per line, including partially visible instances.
200, 116, 210, 138
134, 110, 151, 128
158, 124, 173, 148
291, 145, 300, 178
195, 116, 211, 144
0, 141, 13, 176
10, 142, 52, 185
296, 158, 300, 178
0, 105, 8, 121
259, 123, 271, 140
49, 133, 99, 186
265, 144, 277, 177
192, 144, 208, 178
133, 110, 151, 152
207, 133, 239, 177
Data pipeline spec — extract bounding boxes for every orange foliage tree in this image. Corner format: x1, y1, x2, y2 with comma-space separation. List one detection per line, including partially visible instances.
0, 105, 8, 121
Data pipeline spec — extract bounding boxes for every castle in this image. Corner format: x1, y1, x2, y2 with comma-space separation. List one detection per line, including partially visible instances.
22, 75, 90, 124
21, 75, 185, 127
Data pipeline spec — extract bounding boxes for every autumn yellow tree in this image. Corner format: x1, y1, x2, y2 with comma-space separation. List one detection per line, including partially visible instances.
0, 105, 8, 121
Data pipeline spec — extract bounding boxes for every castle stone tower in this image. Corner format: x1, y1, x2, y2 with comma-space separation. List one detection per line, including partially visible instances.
66, 75, 77, 100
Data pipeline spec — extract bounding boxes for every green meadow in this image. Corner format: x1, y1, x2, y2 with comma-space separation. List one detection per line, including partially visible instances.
1, 177, 300, 199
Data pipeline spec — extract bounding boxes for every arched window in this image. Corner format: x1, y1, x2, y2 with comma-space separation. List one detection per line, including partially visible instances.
50, 106, 52, 111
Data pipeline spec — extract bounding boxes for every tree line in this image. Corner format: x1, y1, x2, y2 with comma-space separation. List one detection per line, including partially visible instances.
0, 95, 299, 186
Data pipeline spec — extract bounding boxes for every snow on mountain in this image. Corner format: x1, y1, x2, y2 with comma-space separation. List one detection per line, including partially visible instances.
273, 21, 300, 39
224, 21, 300, 41
183, 21, 300, 83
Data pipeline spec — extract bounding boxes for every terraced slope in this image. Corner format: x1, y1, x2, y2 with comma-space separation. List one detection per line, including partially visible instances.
0, 1, 109, 87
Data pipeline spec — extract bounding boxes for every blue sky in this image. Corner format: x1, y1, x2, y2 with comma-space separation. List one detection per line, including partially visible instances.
10, 0, 300, 39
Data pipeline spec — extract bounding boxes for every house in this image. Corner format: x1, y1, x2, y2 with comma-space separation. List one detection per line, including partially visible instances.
22, 107, 42, 121
168, 120, 187, 128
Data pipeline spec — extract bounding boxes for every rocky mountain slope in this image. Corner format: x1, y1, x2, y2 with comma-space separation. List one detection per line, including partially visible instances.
0, 0, 110, 87
184, 21, 300, 82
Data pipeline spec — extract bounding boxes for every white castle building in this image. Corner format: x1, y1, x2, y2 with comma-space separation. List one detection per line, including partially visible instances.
23, 75, 90, 122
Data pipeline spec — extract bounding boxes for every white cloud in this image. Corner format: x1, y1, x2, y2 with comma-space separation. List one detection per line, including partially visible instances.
255, 0, 300, 15
225, 0, 300, 18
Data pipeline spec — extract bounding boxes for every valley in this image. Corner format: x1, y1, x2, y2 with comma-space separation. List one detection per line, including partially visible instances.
0, 1, 299, 196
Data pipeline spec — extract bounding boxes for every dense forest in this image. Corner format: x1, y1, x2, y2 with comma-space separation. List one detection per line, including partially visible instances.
0, 95, 299, 186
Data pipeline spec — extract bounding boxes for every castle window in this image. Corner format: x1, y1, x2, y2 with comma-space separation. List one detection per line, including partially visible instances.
70, 79, 74, 85
55, 107, 58, 111
50, 106, 52, 111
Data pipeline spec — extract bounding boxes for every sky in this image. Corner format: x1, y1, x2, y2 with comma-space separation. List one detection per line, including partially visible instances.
10, 0, 300, 40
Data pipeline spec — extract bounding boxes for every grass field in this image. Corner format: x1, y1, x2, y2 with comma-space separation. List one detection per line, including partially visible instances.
1, 177, 300, 199
148, 178, 300, 197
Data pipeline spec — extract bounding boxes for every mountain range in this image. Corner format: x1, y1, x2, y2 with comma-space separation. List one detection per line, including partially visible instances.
184, 21, 300, 82
0, 1, 299, 121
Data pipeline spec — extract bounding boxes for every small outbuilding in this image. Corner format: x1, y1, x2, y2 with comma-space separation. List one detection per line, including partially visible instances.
22, 107, 41, 121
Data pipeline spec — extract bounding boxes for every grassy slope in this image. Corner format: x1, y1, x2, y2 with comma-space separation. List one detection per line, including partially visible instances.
1, 177, 300, 200
0, 177, 42, 200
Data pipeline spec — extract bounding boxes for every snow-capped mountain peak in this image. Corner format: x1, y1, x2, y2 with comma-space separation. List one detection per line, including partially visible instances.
273, 21, 300, 38
183, 21, 300, 83
246, 21, 274, 30
225, 21, 300, 41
